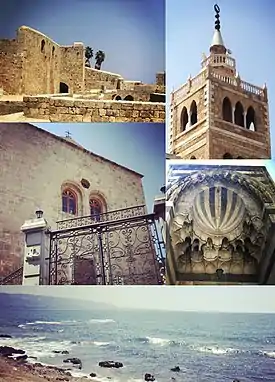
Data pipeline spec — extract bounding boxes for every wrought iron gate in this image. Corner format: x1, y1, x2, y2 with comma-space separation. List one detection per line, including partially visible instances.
48, 205, 165, 285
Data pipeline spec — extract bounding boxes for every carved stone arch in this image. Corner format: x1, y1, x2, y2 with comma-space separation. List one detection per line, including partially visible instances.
180, 106, 188, 131
222, 97, 232, 122
88, 190, 108, 213
234, 101, 244, 127
190, 100, 198, 125
223, 153, 233, 159
124, 95, 134, 101
170, 171, 271, 217
246, 106, 256, 131
61, 181, 84, 216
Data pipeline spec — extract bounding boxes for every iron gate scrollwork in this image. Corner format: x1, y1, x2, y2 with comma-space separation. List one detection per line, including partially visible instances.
48, 205, 165, 285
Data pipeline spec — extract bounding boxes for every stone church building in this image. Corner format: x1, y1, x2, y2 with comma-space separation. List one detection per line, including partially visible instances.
166, 163, 275, 285
0, 123, 163, 285
169, 5, 271, 159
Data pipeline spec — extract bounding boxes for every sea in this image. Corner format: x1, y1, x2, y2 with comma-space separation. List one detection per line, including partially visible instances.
0, 293, 275, 382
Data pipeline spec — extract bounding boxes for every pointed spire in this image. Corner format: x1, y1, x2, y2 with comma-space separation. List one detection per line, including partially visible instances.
210, 4, 226, 54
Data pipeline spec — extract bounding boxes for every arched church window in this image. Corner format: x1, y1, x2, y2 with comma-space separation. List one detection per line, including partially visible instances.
190, 156, 196, 159
223, 153, 233, 159
90, 198, 102, 221
62, 189, 77, 215
234, 101, 244, 127
124, 95, 134, 101
246, 106, 256, 131
222, 97, 232, 122
190, 100, 198, 125
41, 39, 45, 53
180, 106, 188, 131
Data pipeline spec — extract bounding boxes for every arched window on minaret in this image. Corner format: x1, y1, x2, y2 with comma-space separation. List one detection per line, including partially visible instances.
223, 153, 233, 159
246, 106, 256, 131
190, 101, 198, 125
234, 102, 244, 127
222, 97, 232, 122
180, 106, 188, 131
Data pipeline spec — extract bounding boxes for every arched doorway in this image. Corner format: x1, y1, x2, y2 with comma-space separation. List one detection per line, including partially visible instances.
59, 82, 69, 93
124, 95, 134, 101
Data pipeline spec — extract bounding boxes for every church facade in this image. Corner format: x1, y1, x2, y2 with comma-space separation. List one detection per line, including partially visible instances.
169, 5, 271, 159
0, 123, 164, 285
166, 163, 275, 285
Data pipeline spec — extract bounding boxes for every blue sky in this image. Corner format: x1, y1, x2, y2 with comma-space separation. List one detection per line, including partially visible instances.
0, 0, 164, 84
35, 123, 165, 212
2, 286, 275, 313
166, 0, 275, 156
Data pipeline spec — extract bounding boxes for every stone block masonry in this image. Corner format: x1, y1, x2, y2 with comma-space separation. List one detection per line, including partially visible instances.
23, 96, 165, 123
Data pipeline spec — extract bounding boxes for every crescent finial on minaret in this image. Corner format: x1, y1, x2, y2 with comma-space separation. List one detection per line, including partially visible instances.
214, 4, 221, 31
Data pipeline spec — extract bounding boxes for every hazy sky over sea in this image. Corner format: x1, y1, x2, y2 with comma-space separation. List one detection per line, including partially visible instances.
35, 123, 165, 212
1, 286, 275, 313
0, 0, 164, 84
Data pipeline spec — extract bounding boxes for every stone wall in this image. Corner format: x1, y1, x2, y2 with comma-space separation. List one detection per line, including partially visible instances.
0, 100, 24, 115
61, 44, 85, 93
85, 67, 121, 90
0, 122, 146, 277
0, 39, 23, 94
18, 26, 61, 95
23, 96, 165, 123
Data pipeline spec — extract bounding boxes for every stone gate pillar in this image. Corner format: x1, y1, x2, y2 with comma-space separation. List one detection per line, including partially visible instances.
20, 210, 50, 286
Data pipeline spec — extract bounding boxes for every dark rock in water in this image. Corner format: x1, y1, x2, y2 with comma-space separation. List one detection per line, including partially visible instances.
99, 361, 123, 368
144, 373, 155, 381
63, 357, 82, 369
0, 334, 12, 338
171, 366, 180, 372
0, 346, 25, 357
53, 350, 69, 354
63, 357, 82, 365
90, 372, 97, 377
15, 354, 28, 362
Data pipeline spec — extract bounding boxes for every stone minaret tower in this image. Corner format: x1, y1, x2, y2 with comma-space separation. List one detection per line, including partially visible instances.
169, 4, 271, 159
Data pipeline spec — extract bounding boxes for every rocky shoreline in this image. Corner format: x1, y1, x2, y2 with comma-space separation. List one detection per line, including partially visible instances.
0, 341, 242, 382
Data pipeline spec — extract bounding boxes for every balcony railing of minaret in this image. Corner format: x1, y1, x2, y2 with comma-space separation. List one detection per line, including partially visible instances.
209, 68, 266, 99
201, 53, 236, 71
172, 68, 208, 105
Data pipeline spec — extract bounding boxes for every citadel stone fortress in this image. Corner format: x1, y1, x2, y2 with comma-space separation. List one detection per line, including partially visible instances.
0, 26, 165, 123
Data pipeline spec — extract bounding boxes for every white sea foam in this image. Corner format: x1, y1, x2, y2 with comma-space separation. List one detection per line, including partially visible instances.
18, 320, 77, 328
196, 345, 237, 355
262, 350, 275, 358
88, 319, 115, 324
146, 336, 170, 346
92, 341, 110, 346
0, 336, 75, 359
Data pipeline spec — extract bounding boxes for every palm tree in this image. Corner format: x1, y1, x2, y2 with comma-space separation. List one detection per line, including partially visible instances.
95, 50, 105, 70
85, 46, 93, 67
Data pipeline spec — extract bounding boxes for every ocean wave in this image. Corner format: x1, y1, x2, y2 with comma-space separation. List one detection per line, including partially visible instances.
0, 336, 75, 359
135, 336, 179, 347
18, 320, 77, 328
88, 319, 115, 324
196, 345, 238, 355
262, 350, 275, 358
92, 341, 111, 346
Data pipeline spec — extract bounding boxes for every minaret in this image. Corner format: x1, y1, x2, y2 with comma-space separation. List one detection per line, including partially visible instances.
169, 4, 271, 159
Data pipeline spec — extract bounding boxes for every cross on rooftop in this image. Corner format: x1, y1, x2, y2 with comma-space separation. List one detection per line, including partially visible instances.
65, 130, 72, 138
